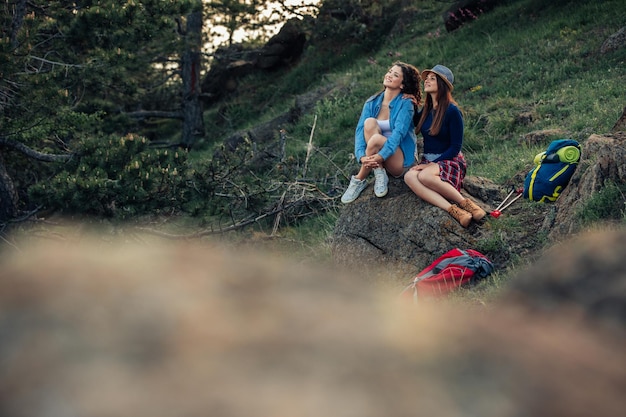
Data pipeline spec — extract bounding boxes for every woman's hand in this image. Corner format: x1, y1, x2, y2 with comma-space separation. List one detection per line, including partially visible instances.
402, 93, 418, 106
409, 163, 430, 172
361, 154, 383, 169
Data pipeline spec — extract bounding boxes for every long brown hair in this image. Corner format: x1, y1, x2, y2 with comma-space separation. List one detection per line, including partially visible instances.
415, 74, 458, 136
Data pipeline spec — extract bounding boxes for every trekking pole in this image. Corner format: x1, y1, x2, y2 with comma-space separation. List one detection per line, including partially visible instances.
493, 189, 514, 211
490, 188, 523, 218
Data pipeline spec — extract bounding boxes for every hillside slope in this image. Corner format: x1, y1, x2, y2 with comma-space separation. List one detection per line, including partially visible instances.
198, 0, 625, 251
203, 0, 624, 192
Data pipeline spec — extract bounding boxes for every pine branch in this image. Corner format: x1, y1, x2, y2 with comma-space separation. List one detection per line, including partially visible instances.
125, 110, 183, 120
0, 137, 73, 162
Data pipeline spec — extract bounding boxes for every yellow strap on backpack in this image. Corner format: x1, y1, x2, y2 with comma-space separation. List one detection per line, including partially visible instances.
533, 151, 546, 165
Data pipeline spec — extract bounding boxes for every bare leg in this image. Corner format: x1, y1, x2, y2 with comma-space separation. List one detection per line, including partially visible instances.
384, 148, 405, 177
360, 117, 407, 178
404, 163, 464, 210
417, 164, 465, 203
356, 118, 386, 180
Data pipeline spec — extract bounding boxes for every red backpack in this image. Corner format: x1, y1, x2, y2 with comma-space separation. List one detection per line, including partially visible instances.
401, 248, 494, 303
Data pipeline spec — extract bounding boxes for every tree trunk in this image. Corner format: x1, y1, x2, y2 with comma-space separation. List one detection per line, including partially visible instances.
0, 152, 18, 222
180, 7, 205, 149
10, 0, 27, 48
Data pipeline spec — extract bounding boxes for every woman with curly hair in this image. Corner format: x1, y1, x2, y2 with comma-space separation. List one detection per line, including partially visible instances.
404, 65, 485, 227
341, 61, 422, 203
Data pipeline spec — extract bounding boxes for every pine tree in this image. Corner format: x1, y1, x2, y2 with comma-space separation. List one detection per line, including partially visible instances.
0, 0, 201, 220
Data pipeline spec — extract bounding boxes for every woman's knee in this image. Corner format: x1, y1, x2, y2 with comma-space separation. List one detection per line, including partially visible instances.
405, 172, 428, 198
417, 167, 440, 187
363, 118, 380, 136
418, 173, 436, 188
364, 117, 379, 130
404, 170, 420, 186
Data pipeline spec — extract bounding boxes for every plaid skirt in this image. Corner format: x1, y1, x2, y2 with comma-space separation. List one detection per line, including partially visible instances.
420, 153, 467, 191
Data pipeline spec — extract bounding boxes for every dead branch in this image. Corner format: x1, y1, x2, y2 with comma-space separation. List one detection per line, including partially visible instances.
136, 180, 336, 239
302, 114, 317, 178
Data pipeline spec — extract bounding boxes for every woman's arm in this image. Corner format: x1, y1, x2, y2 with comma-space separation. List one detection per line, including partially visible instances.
378, 97, 414, 161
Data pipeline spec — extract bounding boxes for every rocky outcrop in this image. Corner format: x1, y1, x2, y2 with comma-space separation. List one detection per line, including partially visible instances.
547, 132, 626, 240
600, 26, 626, 54
443, 0, 502, 32
201, 18, 311, 106
331, 132, 626, 274
255, 17, 310, 69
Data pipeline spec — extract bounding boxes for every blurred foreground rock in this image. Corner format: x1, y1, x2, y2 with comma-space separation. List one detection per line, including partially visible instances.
503, 227, 626, 332
0, 229, 625, 417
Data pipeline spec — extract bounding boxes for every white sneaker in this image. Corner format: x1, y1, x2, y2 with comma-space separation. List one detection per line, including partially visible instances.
341, 176, 368, 204
373, 168, 389, 197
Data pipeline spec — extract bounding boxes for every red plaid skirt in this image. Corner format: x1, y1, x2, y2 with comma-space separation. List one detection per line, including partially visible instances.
420, 153, 466, 191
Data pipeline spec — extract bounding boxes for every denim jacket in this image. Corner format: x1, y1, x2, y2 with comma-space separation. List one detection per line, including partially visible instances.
354, 91, 417, 168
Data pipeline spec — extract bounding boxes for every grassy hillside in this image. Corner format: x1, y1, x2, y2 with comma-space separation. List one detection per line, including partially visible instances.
290, 0, 625, 181
203, 0, 624, 254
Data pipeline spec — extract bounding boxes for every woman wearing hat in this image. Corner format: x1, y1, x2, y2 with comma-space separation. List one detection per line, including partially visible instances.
341, 61, 421, 204
404, 65, 485, 227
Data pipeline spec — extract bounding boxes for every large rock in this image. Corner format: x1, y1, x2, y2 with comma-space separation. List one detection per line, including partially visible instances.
330, 176, 496, 275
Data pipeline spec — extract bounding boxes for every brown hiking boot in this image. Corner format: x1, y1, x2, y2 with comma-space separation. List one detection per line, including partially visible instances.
447, 205, 472, 228
459, 198, 486, 221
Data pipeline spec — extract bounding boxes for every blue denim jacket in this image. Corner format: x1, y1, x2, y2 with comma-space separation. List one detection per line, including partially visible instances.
354, 91, 417, 168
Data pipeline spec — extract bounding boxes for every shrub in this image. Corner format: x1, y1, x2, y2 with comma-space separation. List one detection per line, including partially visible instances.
29, 134, 190, 219
577, 181, 626, 225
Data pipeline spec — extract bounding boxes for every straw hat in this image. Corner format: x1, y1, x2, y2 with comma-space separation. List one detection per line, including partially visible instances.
421, 64, 454, 91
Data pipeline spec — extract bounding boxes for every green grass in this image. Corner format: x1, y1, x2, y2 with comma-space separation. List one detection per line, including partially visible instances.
199, 0, 625, 236
577, 180, 626, 225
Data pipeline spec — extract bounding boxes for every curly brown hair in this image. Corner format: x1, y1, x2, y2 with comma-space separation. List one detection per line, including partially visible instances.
393, 61, 422, 107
